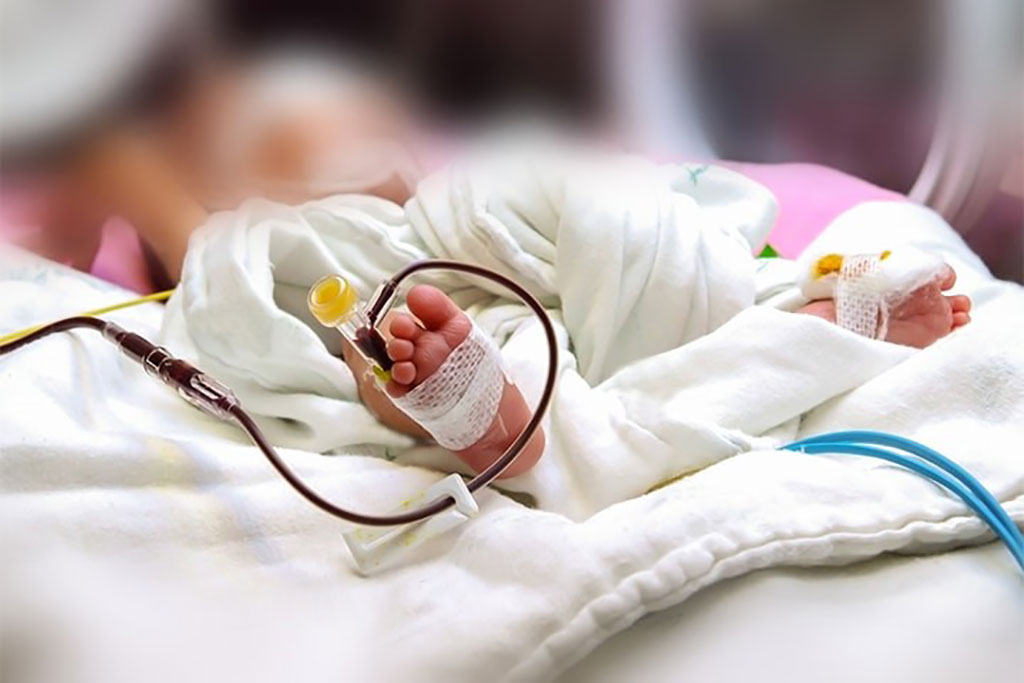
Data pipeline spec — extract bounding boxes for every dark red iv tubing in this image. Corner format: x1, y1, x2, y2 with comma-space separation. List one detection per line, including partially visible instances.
0, 261, 558, 527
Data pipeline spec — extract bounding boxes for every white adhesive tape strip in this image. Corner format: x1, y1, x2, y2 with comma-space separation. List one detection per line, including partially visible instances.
835, 254, 886, 339
391, 324, 505, 451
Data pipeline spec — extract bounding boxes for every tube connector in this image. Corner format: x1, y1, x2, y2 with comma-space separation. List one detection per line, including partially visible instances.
103, 321, 237, 419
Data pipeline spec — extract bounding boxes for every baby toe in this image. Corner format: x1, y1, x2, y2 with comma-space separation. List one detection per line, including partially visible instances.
406, 284, 463, 332
953, 311, 971, 329
390, 360, 417, 385
387, 337, 415, 362
389, 313, 423, 341
950, 294, 971, 313
937, 264, 957, 291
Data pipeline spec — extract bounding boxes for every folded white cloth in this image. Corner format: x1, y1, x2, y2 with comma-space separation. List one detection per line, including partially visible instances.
2, 146, 1022, 683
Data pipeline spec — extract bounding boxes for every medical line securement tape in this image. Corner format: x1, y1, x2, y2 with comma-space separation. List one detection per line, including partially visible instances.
835, 253, 888, 338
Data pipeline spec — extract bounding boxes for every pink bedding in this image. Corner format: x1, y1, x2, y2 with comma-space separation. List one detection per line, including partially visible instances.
727, 162, 905, 257
0, 186, 155, 294
2, 163, 905, 293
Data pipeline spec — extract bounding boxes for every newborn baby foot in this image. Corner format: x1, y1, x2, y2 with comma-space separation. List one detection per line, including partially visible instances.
884, 264, 971, 348
798, 264, 971, 348
384, 284, 544, 476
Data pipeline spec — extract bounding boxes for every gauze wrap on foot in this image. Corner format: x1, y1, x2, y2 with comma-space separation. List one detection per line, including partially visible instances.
799, 247, 945, 339
390, 324, 506, 451
835, 254, 887, 338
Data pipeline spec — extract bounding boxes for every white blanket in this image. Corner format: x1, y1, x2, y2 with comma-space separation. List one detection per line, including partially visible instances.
1, 149, 1022, 683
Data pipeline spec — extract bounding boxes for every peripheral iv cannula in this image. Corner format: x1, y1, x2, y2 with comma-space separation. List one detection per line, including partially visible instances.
307, 274, 394, 381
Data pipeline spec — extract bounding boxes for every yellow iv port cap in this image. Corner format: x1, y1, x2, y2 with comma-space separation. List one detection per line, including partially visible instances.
308, 274, 360, 327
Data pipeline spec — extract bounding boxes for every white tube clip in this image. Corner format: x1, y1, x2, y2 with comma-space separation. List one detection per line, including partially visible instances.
342, 473, 479, 574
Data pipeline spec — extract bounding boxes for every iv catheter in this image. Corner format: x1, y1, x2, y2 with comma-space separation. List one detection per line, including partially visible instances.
0, 260, 559, 530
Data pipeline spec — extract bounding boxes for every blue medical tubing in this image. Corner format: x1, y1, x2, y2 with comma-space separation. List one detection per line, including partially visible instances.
789, 443, 1024, 568
788, 430, 1023, 555
794, 434, 1024, 566
782, 434, 1024, 572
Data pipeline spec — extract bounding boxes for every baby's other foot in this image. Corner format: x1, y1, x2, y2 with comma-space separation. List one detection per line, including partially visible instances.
796, 263, 971, 348
884, 265, 971, 348
385, 285, 544, 476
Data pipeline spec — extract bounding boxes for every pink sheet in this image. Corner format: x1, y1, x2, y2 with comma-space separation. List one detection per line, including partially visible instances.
726, 162, 905, 257
0, 186, 155, 294
88, 218, 156, 293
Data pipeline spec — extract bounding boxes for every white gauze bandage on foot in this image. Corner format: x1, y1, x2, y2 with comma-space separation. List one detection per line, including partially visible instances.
390, 324, 506, 451
835, 254, 887, 338
799, 247, 945, 339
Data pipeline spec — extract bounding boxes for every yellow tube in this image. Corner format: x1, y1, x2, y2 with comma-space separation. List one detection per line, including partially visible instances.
0, 289, 175, 346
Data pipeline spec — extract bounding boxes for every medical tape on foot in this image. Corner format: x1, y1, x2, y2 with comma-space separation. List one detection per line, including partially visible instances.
390, 324, 505, 451
835, 254, 887, 339
801, 248, 946, 340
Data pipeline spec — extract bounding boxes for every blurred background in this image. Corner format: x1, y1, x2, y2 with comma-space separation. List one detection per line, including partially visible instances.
2, 0, 1022, 281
